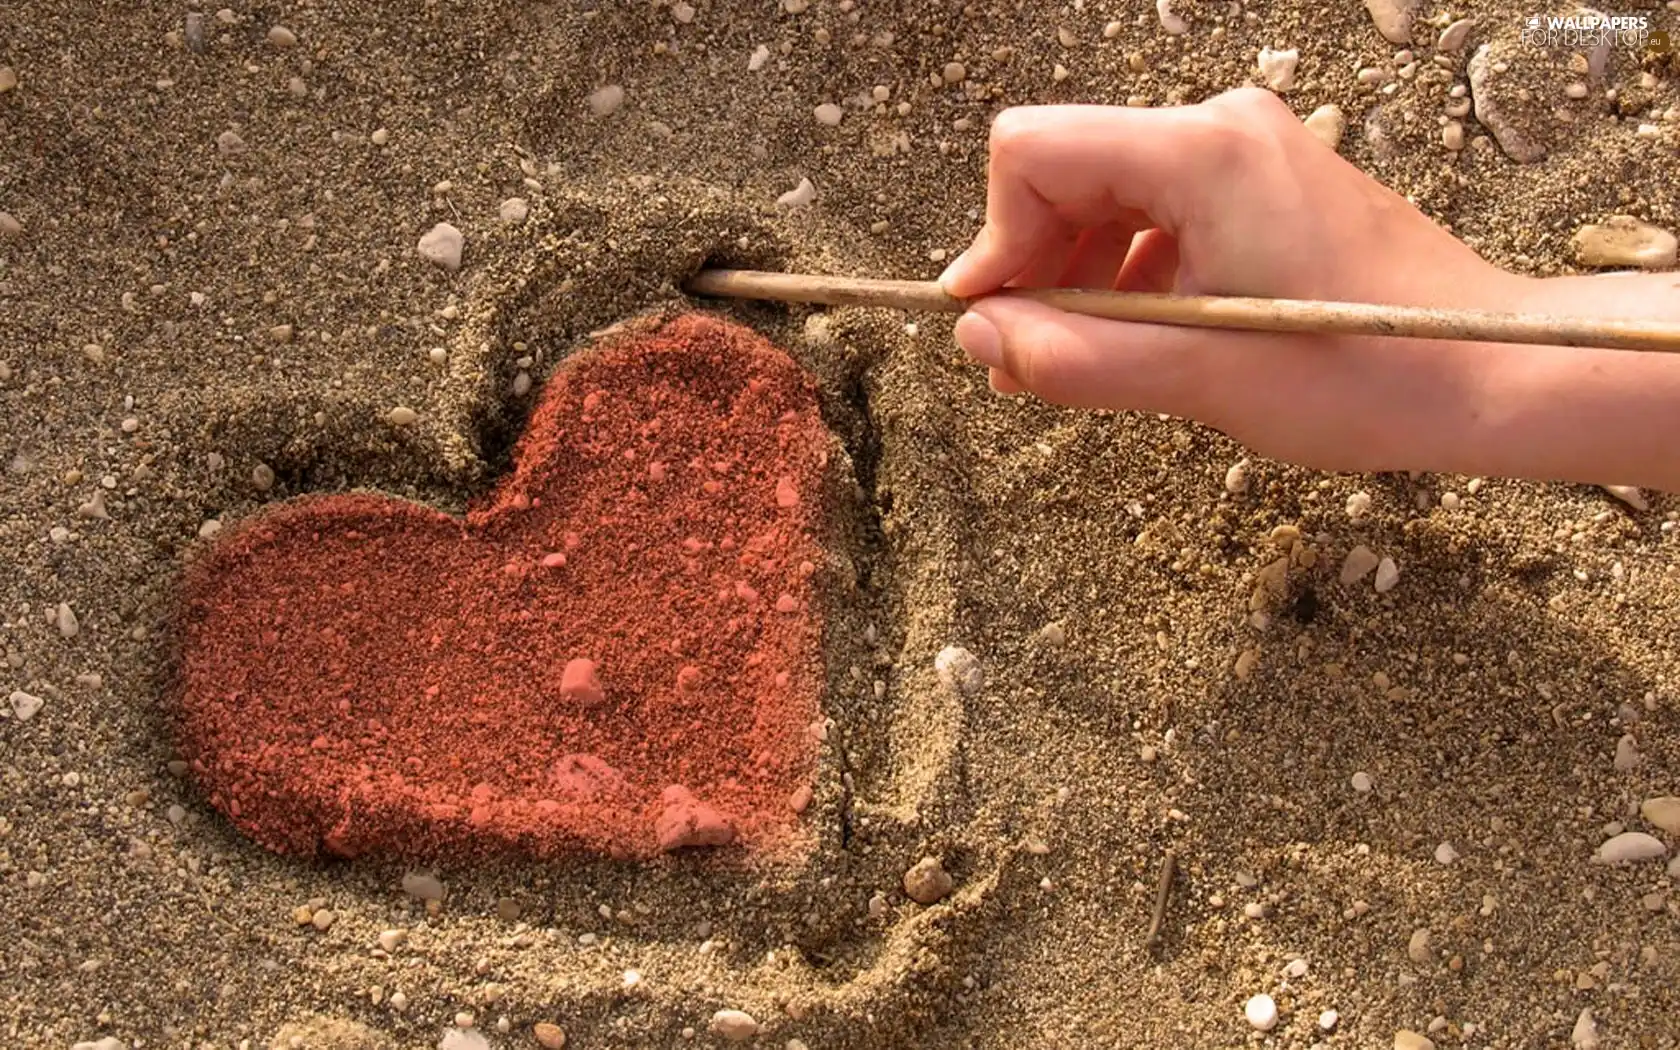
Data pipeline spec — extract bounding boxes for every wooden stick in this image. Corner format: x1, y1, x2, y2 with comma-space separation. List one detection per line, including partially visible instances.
1144, 847, 1177, 953
684, 269, 1680, 354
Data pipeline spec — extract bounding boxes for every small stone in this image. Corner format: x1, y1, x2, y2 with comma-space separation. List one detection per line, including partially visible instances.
1224, 459, 1250, 494
1351, 771, 1373, 793
1319, 1010, 1340, 1032
1594, 831, 1668, 864
389, 991, 408, 1011
216, 129, 246, 155
417, 222, 465, 272
672, 1, 695, 22
0, 66, 16, 93
1640, 796, 1680, 835
9, 690, 44, 721
512, 372, 531, 396
1394, 1031, 1435, 1050
1603, 485, 1647, 510
1434, 841, 1459, 865
1346, 490, 1372, 519
1407, 927, 1432, 964
1572, 216, 1677, 270
370, 127, 391, 146
656, 785, 734, 850
708, 1010, 759, 1042
1572, 1009, 1600, 1050
388, 406, 419, 426
439, 1031, 489, 1050
934, 646, 984, 695
748, 44, 770, 72
1304, 105, 1347, 150
378, 929, 408, 952
1614, 733, 1641, 772
1374, 557, 1400, 593
311, 908, 336, 930
266, 25, 297, 47
589, 84, 625, 117
1442, 121, 1465, 150
1156, 0, 1187, 35
1257, 48, 1299, 92
57, 602, 80, 638
401, 871, 445, 900
903, 856, 954, 904
269, 323, 294, 344
534, 1023, 566, 1049
1038, 621, 1067, 647
252, 463, 276, 491
942, 61, 966, 83
1340, 545, 1381, 584
1244, 993, 1279, 1032
1282, 958, 1308, 979
814, 102, 843, 126
184, 11, 207, 51
776, 177, 816, 210
1469, 45, 1545, 163
1438, 18, 1475, 52
1565, 81, 1590, 99
0, 211, 22, 239
496, 197, 531, 224
1364, 0, 1421, 43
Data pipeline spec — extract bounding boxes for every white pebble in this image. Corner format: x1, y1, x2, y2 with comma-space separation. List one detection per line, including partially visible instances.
0, 211, 22, 239
9, 690, 44, 721
1594, 831, 1668, 865
748, 45, 770, 72
1244, 993, 1279, 1032
57, 602, 80, 638
378, 929, 408, 952
401, 871, 445, 900
1319, 1009, 1340, 1031
387, 406, 419, 426
370, 127, 391, 146
1614, 733, 1642, 772
1572, 1008, 1600, 1050
266, 25, 297, 47
1257, 48, 1299, 92
776, 177, 816, 210
1224, 460, 1249, 495
1351, 771, 1373, 793
814, 102, 843, 126
1340, 545, 1380, 584
672, 1, 695, 22
1572, 216, 1676, 270
512, 372, 532, 396
1603, 484, 1647, 510
1303, 104, 1347, 151
1437, 17, 1476, 52
934, 646, 984, 695
437, 1030, 489, 1050
1363, 0, 1421, 44
1433, 841, 1459, 865
1345, 490, 1372, 520
1640, 796, 1680, 836
1156, 0, 1187, 35
499, 197, 529, 223
216, 129, 246, 155
417, 223, 464, 272
1282, 958, 1309, 978
1373, 556, 1400, 593
588, 84, 625, 117
708, 1010, 760, 1042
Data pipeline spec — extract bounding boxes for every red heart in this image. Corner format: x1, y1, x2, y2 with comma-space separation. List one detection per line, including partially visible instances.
174, 315, 828, 861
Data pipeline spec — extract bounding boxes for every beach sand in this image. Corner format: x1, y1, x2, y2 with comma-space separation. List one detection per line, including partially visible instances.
2, 1, 1678, 1047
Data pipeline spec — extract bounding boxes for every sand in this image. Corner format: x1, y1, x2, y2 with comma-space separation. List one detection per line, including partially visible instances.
2, 1, 1678, 1048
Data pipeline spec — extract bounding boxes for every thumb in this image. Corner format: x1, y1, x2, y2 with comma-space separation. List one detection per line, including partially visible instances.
954, 295, 1238, 416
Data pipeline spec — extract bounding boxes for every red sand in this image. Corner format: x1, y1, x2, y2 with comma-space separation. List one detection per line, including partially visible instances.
173, 315, 829, 861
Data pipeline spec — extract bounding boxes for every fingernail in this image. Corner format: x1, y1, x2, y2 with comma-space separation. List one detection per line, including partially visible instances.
953, 311, 1002, 368
937, 250, 970, 294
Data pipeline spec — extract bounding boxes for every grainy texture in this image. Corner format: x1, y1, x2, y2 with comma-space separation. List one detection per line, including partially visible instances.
1, 1, 1678, 1048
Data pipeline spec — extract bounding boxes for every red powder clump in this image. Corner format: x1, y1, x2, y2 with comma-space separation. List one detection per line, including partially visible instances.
173, 314, 828, 861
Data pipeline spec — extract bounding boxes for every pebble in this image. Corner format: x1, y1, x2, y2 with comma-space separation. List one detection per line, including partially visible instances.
401, 871, 445, 900
1364, 0, 1420, 43
311, 908, 337, 930
776, 177, 816, 210
1346, 491, 1372, 520
389, 991, 408, 1011
814, 102, 843, 126
1613, 733, 1641, 772
71, 1041, 126, 1050
1257, 48, 1299, 92
589, 84, 625, 117
903, 856, 954, 904
57, 602, 80, 638
1442, 121, 1464, 150
1640, 796, 1680, 835
1571, 1008, 1600, 1049
438, 1030, 489, 1050
184, 11, 207, 51
252, 463, 276, 491
1340, 545, 1381, 585
943, 61, 966, 84
1407, 927, 1432, 964
748, 45, 770, 72
1594, 831, 1668, 864
266, 25, 297, 47
1244, 993, 1279, 1032
1394, 1031, 1435, 1050
9, 690, 44, 721
378, 928, 407, 952
499, 197, 530, 223
417, 222, 465, 272
708, 1010, 760, 1042
1155, 0, 1187, 35
1319, 1009, 1340, 1031
1282, 958, 1308, 979
1572, 216, 1678, 270
0, 66, 16, 93
370, 127, 391, 146
0, 211, 22, 239
934, 646, 984, 695
1224, 460, 1249, 494
1437, 18, 1476, 52
672, 1, 695, 22
1468, 45, 1545, 163
387, 406, 420, 426
534, 1022, 567, 1049
1351, 771, 1373, 793
1374, 557, 1400, 593
1304, 105, 1347, 150
1434, 841, 1459, 865
216, 130, 246, 155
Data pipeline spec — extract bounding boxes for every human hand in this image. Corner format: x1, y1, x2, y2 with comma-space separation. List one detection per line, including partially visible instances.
939, 89, 1533, 475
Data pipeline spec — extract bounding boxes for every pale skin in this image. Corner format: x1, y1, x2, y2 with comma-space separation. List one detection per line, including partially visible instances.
941, 89, 1680, 494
